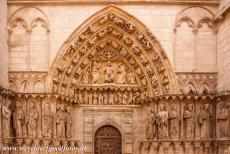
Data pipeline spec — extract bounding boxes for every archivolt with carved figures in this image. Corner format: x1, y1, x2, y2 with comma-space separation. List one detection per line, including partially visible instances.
46, 5, 178, 103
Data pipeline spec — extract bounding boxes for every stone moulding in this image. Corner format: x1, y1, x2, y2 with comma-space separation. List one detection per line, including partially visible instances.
7, 0, 220, 5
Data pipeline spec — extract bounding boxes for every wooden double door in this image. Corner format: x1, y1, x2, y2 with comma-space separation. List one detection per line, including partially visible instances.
94, 125, 122, 154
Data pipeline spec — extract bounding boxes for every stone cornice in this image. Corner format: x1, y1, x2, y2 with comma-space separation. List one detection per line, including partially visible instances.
7, 0, 220, 5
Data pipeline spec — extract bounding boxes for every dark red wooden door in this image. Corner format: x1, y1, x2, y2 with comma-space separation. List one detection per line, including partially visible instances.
94, 125, 122, 154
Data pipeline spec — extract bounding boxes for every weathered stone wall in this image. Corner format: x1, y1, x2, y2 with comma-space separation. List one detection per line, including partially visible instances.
217, 11, 230, 91
0, 0, 8, 88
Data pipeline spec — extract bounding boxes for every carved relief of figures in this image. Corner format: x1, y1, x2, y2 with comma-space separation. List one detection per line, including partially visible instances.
217, 98, 229, 137
183, 104, 195, 138
104, 61, 114, 83
82, 70, 90, 84
168, 105, 180, 139
103, 92, 108, 105
122, 93, 128, 105
108, 93, 114, 105
127, 71, 135, 84
55, 103, 65, 138
93, 92, 98, 105
198, 104, 212, 139
13, 101, 24, 138
65, 105, 72, 138
42, 103, 53, 138
117, 62, 126, 84
156, 104, 168, 139
2, 99, 12, 137
98, 93, 104, 105
146, 107, 156, 140
92, 61, 100, 84
26, 101, 39, 138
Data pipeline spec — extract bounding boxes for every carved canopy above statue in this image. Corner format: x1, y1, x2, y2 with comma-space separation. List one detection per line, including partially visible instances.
46, 5, 178, 101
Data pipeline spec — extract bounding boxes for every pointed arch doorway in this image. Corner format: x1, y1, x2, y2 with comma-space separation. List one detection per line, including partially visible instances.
94, 125, 122, 154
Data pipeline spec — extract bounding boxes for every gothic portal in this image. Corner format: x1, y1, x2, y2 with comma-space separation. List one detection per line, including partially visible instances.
1, 1, 230, 154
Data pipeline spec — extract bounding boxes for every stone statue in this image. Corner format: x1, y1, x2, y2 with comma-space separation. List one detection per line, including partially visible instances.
82, 70, 90, 84
42, 103, 53, 138
127, 92, 133, 104
13, 101, 24, 138
117, 92, 122, 105
98, 93, 104, 105
156, 104, 168, 139
103, 93, 108, 105
217, 99, 229, 137
26, 101, 39, 138
93, 92, 98, 105
133, 92, 140, 103
88, 93, 93, 105
117, 62, 126, 84
146, 107, 156, 140
55, 103, 65, 138
2, 99, 12, 137
122, 93, 128, 105
83, 91, 88, 104
127, 71, 135, 84
65, 105, 72, 138
104, 61, 114, 83
92, 61, 100, 84
108, 93, 114, 105
198, 103, 212, 139
183, 104, 195, 138
168, 105, 180, 139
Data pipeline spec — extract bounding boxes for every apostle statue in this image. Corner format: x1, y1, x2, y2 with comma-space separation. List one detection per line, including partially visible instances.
108, 93, 114, 105
13, 101, 25, 138
183, 104, 195, 138
93, 92, 98, 105
168, 105, 181, 139
217, 98, 229, 137
156, 104, 168, 139
145, 107, 156, 140
98, 93, 104, 105
104, 61, 114, 83
26, 101, 39, 138
92, 61, 100, 84
2, 99, 12, 137
198, 103, 212, 139
65, 105, 72, 138
55, 103, 65, 138
42, 103, 53, 138
117, 62, 126, 84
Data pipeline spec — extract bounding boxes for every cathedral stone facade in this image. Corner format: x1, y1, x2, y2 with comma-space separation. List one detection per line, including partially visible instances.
1, 0, 230, 154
